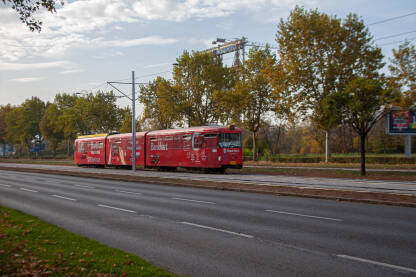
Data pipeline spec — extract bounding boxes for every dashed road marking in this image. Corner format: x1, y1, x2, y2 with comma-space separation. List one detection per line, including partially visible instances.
179, 221, 253, 238
75, 184, 95, 189
97, 204, 136, 213
172, 197, 216, 205
19, 188, 38, 193
0, 184, 11, 187
265, 209, 343, 222
115, 190, 143, 195
51, 195, 77, 201
336, 254, 416, 273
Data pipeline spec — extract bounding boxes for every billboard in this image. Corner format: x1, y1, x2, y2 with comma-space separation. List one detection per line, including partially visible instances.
386, 110, 416, 135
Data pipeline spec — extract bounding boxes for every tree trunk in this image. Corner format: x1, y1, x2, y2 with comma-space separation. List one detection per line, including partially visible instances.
360, 133, 366, 176
325, 130, 331, 163
252, 132, 257, 161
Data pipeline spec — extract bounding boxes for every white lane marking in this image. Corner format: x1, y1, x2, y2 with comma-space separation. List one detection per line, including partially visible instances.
0, 184, 11, 187
115, 190, 143, 195
75, 184, 95, 189
172, 197, 216, 205
20, 188, 38, 193
179, 221, 253, 239
265, 209, 343, 222
97, 204, 136, 213
51, 195, 76, 201
336, 254, 416, 273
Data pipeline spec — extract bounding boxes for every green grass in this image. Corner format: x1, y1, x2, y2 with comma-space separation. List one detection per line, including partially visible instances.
0, 205, 180, 277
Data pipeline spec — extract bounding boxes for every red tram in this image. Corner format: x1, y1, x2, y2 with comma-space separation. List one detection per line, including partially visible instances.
74, 126, 243, 172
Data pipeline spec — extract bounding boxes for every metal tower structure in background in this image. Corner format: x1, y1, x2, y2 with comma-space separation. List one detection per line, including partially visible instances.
203, 37, 278, 70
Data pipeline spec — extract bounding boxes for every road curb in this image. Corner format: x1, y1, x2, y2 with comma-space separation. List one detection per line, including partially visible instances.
0, 166, 415, 208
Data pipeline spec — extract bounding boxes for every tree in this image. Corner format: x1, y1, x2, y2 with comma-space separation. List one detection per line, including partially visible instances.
389, 41, 416, 108
339, 77, 398, 175
139, 77, 183, 130
87, 91, 124, 133
2, 0, 62, 32
6, 97, 45, 155
118, 107, 142, 133
173, 51, 232, 126
0, 105, 13, 157
40, 103, 64, 156
276, 6, 384, 162
236, 46, 276, 160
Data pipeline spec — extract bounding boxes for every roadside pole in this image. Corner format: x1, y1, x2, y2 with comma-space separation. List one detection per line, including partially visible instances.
132, 71, 136, 172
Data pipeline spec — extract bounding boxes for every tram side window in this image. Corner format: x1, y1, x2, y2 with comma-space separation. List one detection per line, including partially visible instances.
204, 133, 218, 149
219, 133, 241, 148
78, 141, 87, 153
193, 135, 204, 149
183, 135, 191, 149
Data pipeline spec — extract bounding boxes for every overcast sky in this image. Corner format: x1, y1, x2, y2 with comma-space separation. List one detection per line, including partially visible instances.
1, 0, 415, 113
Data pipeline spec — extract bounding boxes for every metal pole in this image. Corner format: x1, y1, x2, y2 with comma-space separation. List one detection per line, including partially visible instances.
132, 71, 136, 172
188, 88, 190, 128
405, 135, 411, 158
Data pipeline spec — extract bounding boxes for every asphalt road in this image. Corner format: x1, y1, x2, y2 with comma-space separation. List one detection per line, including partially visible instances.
1, 170, 415, 276
1, 163, 416, 195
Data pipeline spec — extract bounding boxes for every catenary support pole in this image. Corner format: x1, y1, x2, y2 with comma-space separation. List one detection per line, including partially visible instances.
132, 71, 136, 172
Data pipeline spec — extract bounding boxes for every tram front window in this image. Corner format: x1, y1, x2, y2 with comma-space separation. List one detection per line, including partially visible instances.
219, 133, 241, 148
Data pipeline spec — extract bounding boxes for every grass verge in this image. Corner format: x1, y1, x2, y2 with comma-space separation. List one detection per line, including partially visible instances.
0, 205, 179, 277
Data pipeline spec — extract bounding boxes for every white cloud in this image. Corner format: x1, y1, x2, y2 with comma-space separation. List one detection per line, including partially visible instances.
60, 69, 85, 74
0, 60, 77, 71
9, 77, 43, 82
144, 62, 172, 68
0, 0, 313, 62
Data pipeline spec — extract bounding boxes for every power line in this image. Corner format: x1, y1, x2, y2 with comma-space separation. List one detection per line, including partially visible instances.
379, 37, 416, 46
134, 70, 171, 81
376, 30, 416, 41
369, 11, 416, 26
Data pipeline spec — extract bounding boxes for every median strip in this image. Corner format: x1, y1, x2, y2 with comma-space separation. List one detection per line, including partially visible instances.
97, 204, 136, 213
265, 209, 343, 222
179, 221, 253, 239
336, 254, 416, 273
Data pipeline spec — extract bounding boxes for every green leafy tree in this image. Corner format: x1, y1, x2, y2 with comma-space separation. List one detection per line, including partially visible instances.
6, 97, 45, 154
87, 91, 124, 133
40, 103, 64, 156
339, 77, 398, 175
0, 105, 13, 157
118, 107, 142, 133
2, 0, 63, 32
236, 46, 276, 160
389, 41, 416, 108
173, 51, 231, 126
276, 6, 384, 162
139, 77, 183, 130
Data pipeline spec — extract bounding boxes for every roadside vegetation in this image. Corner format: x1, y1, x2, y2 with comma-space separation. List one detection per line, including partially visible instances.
1, 6, 415, 176
0, 205, 178, 277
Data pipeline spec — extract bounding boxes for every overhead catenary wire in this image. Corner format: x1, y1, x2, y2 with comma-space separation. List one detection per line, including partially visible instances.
368, 11, 416, 26
376, 30, 416, 41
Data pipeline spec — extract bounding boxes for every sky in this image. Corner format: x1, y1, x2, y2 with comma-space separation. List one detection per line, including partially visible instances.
1, 0, 416, 113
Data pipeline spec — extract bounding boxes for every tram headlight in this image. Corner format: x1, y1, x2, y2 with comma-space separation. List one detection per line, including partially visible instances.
218, 156, 222, 161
